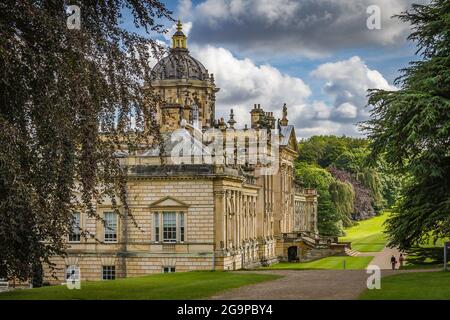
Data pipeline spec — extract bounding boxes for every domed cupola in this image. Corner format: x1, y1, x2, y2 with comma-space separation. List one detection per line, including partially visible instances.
151, 20, 208, 81
149, 20, 219, 133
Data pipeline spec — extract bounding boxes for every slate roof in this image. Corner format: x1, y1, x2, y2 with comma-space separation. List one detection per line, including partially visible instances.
280, 125, 295, 146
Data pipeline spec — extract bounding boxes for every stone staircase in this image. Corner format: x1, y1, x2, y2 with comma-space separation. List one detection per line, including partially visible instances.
300, 233, 351, 261
282, 232, 354, 262
344, 247, 360, 257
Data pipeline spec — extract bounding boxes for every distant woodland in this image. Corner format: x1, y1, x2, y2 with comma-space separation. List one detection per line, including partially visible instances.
296, 136, 401, 236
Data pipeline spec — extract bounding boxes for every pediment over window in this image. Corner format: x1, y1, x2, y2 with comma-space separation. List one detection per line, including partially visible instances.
149, 196, 189, 209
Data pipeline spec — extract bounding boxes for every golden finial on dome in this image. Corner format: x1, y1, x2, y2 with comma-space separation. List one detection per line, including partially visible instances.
172, 18, 187, 49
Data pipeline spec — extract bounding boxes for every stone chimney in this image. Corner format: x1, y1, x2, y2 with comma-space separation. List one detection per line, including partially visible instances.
250, 104, 261, 129
266, 111, 275, 129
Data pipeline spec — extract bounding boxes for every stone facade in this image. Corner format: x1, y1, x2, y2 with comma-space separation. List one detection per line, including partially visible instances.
45, 22, 329, 283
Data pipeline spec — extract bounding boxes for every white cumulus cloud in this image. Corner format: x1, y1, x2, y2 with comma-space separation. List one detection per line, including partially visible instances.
311, 56, 395, 123
190, 44, 311, 126
154, 18, 396, 137
181, 0, 428, 58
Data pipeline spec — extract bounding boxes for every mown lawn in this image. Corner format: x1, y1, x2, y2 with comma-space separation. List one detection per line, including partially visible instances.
360, 271, 450, 300
401, 237, 450, 270
0, 271, 280, 300
340, 212, 389, 252
264, 256, 373, 270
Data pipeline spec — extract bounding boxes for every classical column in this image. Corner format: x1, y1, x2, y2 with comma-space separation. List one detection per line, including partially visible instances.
242, 196, 246, 242
214, 190, 225, 250
253, 198, 257, 239
306, 202, 310, 232
232, 190, 237, 248
226, 190, 231, 249
222, 191, 227, 249
245, 196, 249, 241
314, 199, 319, 234
280, 166, 285, 233
237, 191, 241, 247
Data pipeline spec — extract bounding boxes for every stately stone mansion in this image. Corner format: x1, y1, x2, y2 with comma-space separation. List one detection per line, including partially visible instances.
46, 21, 342, 282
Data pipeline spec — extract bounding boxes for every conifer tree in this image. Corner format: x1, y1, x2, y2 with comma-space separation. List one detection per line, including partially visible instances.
363, 0, 450, 250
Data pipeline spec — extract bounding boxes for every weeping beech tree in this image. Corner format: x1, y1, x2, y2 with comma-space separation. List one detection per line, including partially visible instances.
329, 180, 355, 227
356, 169, 383, 211
295, 162, 343, 236
0, 1, 172, 280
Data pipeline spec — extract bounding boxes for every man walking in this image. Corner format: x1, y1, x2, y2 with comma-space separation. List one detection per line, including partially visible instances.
390, 255, 397, 270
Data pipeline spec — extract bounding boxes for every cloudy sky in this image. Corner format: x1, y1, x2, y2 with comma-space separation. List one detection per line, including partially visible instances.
125, 0, 427, 137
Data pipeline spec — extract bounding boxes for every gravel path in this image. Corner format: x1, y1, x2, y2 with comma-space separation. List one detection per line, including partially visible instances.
210, 245, 431, 300
209, 268, 432, 300
359, 246, 404, 270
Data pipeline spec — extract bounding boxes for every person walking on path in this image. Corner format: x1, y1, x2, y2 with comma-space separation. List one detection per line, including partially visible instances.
399, 254, 405, 268
390, 255, 397, 270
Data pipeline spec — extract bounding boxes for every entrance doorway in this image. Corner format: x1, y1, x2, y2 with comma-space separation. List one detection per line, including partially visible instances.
288, 246, 298, 262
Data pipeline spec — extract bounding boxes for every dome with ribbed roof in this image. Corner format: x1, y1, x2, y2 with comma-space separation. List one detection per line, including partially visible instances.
151, 49, 208, 81
151, 20, 208, 81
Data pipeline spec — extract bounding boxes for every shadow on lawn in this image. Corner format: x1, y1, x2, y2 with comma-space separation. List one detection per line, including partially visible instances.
404, 247, 444, 268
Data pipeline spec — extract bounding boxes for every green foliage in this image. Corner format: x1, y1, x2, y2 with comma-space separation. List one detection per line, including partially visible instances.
334, 148, 368, 173
295, 162, 342, 236
296, 135, 398, 235
295, 162, 335, 190
329, 167, 375, 219
356, 169, 384, 211
363, 0, 450, 250
298, 136, 367, 167
329, 180, 355, 227
0, 1, 171, 280
379, 172, 403, 208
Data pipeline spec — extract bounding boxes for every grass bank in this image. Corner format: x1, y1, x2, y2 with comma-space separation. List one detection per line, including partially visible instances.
263, 256, 373, 270
360, 271, 450, 300
0, 271, 280, 300
340, 212, 389, 252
